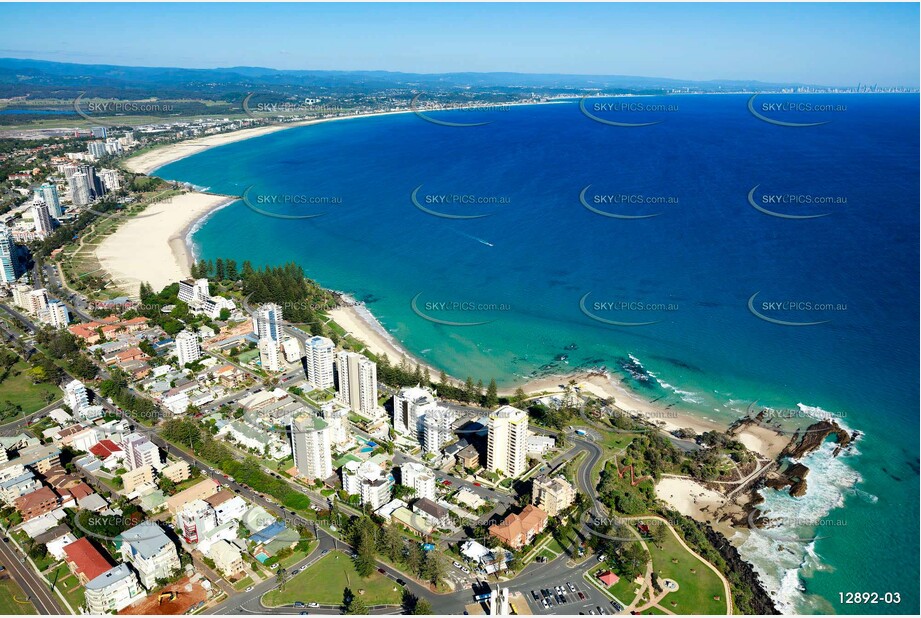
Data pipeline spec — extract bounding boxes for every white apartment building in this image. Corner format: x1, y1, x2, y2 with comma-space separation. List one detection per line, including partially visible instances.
342, 460, 392, 509
64, 379, 89, 412
258, 337, 281, 372
178, 278, 210, 304
305, 336, 335, 388
400, 461, 436, 501
422, 406, 457, 454
27, 288, 49, 316
281, 337, 301, 363
122, 433, 161, 471
174, 330, 202, 367
252, 303, 282, 341
69, 171, 92, 205
40, 300, 70, 328
31, 201, 53, 238
336, 351, 379, 417
118, 522, 181, 590
487, 405, 529, 478
291, 415, 332, 481
320, 406, 351, 447
84, 564, 144, 614
392, 386, 438, 439
177, 499, 217, 545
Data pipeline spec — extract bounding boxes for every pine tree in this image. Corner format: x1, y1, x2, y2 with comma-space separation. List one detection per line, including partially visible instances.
464, 377, 475, 402
486, 378, 498, 408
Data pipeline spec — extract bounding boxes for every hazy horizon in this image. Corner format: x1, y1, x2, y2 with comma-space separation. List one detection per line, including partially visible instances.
0, 2, 918, 87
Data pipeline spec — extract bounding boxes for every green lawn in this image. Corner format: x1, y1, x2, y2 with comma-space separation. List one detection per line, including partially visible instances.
608, 574, 641, 605
538, 549, 558, 561
52, 571, 85, 612
545, 538, 564, 554
232, 576, 254, 591
0, 361, 60, 417
262, 551, 401, 607
0, 576, 37, 615
278, 542, 318, 569
640, 519, 726, 615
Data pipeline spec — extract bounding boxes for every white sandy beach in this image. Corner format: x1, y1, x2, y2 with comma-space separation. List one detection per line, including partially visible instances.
95, 191, 233, 296
122, 110, 415, 175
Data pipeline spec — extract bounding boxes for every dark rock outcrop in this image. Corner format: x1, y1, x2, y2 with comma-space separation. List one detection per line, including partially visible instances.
701, 525, 780, 614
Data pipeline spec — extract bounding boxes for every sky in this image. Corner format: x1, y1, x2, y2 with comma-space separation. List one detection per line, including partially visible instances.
0, 2, 918, 87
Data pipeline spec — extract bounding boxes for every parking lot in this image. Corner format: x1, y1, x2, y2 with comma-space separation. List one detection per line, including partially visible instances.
525, 580, 623, 615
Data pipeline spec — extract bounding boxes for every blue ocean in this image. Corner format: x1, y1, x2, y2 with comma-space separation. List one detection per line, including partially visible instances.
155, 94, 919, 614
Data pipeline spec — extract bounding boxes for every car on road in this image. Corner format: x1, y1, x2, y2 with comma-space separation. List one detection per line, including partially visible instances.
378, 568, 386, 574
531, 591, 540, 601
453, 561, 462, 568
443, 480, 452, 486
567, 582, 576, 592
396, 578, 406, 586
473, 482, 481, 487
578, 592, 586, 600
307, 602, 320, 608
321, 550, 329, 555
293, 602, 305, 608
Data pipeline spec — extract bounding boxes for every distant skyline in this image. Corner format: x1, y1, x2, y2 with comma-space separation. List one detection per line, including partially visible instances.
0, 2, 918, 87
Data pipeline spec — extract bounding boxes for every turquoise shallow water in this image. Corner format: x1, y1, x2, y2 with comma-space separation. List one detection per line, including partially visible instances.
156, 94, 919, 614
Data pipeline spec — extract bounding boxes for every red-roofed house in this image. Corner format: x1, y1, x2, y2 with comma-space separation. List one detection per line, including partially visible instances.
62, 538, 113, 584
68, 323, 101, 344
90, 439, 124, 469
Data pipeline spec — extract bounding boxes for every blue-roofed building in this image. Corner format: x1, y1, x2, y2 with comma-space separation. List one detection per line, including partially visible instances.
248, 520, 286, 545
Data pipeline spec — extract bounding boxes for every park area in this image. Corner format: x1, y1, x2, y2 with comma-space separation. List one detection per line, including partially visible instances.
0, 575, 36, 615
639, 518, 728, 614
0, 359, 59, 419
262, 551, 401, 607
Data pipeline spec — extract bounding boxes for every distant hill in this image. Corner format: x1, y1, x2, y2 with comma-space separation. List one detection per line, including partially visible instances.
0, 57, 828, 100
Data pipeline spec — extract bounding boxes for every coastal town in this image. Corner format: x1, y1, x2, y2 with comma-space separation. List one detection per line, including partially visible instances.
0, 107, 860, 618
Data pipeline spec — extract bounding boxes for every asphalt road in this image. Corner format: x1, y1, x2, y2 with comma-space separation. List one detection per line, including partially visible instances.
0, 533, 65, 615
